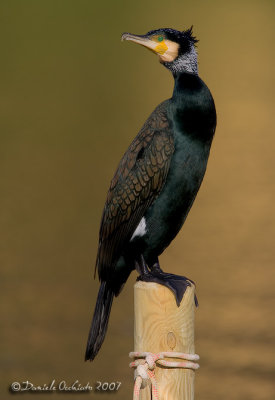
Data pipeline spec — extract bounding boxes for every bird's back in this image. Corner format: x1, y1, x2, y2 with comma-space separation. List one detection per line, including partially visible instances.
95, 100, 175, 288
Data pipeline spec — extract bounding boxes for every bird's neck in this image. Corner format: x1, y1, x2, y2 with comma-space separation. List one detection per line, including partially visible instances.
170, 72, 216, 144
172, 71, 202, 101
164, 46, 198, 76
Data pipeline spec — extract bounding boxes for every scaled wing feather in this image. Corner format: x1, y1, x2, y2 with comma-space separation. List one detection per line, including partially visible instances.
96, 101, 174, 280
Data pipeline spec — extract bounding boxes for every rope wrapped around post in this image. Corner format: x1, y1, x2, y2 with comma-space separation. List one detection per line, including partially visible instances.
129, 351, 200, 400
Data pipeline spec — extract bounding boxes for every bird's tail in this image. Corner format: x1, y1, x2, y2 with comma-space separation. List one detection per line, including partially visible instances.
85, 281, 114, 361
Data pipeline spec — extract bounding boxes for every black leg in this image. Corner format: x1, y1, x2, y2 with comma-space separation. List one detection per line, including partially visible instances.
136, 256, 198, 307
135, 255, 149, 275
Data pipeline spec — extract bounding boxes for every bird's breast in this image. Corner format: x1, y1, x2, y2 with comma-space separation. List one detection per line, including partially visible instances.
139, 133, 211, 258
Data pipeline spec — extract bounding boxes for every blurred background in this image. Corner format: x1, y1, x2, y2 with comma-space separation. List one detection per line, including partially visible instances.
1, 0, 274, 399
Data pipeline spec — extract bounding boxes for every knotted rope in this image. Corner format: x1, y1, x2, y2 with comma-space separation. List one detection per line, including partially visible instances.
129, 351, 200, 400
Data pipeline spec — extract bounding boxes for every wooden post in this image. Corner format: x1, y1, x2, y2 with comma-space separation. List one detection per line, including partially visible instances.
134, 281, 196, 400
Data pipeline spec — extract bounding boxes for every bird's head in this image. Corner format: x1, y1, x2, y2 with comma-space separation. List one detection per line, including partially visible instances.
121, 27, 198, 75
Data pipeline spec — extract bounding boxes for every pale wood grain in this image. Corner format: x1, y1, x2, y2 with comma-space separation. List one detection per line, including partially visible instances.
134, 281, 196, 400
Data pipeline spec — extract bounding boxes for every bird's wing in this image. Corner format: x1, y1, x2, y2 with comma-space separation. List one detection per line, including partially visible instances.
96, 101, 174, 281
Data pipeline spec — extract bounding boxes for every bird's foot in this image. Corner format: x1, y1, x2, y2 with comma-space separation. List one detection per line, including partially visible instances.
137, 265, 198, 307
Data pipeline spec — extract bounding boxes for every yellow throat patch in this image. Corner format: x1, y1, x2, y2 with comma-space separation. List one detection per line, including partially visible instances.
155, 41, 168, 55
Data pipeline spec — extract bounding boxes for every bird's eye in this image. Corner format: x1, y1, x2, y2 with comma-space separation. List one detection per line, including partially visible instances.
157, 36, 164, 42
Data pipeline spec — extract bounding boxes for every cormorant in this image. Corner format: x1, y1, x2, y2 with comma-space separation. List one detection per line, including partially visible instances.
85, 27, 216, 361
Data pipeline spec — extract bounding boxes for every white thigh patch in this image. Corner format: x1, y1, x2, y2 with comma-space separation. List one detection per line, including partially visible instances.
130, 217, 147, 241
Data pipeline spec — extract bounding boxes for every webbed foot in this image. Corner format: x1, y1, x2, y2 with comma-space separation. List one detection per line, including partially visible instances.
136, 258, 198, 307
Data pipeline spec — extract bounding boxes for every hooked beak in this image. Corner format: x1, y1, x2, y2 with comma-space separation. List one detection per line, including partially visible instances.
121, 32, 159, 54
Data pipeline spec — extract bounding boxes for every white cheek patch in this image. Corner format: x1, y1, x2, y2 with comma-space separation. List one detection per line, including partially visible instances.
159, 40, 179, 62
130, 217, 147, 241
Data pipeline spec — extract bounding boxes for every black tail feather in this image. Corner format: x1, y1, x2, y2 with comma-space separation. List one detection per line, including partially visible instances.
85, 281, 114, 361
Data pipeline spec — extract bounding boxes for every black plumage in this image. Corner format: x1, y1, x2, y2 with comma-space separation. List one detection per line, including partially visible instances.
85, 27, 216, 361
